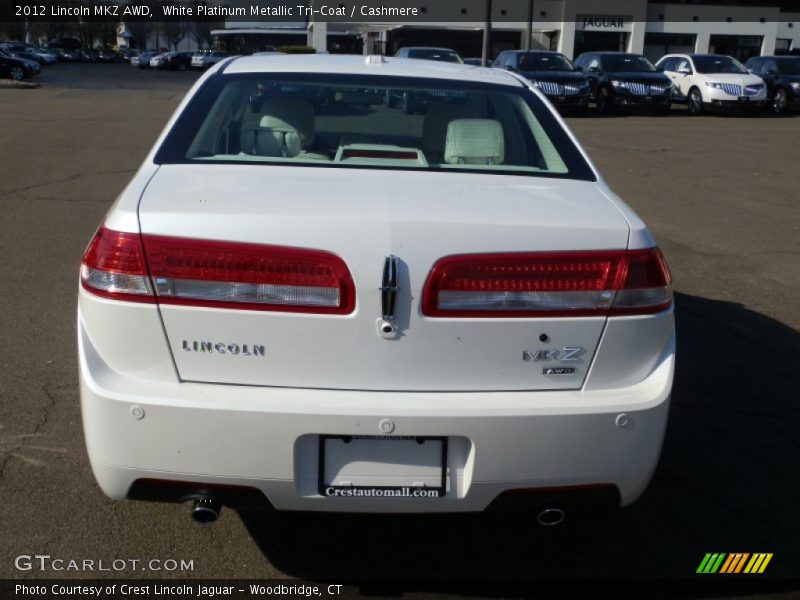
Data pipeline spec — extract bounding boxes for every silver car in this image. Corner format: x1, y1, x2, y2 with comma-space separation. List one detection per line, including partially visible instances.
191, 50, 229, 70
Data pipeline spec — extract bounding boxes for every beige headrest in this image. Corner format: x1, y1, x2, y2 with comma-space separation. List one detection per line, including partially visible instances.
422, 103, 478, 154
444, 119, 505, 165
258, 99, 315, 148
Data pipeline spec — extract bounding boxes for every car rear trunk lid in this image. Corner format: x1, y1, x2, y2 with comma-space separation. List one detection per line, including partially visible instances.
138, 165, 630, 391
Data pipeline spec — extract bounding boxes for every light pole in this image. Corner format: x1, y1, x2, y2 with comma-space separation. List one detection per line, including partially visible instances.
481, 0, 492, 66
524, 0, 533, 51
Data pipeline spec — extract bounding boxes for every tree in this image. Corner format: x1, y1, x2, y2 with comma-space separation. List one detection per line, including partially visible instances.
124, 20, 154, 50
161, 15, 186, 50
188, 1, 222, 49
38, 21, 73, 46
188, 20, 217, 50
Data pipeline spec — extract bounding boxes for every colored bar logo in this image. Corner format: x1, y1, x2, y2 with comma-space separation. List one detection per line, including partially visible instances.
697, 553, 773, 574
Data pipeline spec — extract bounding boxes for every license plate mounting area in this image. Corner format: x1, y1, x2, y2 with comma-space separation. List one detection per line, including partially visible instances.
318, 435, 447, 499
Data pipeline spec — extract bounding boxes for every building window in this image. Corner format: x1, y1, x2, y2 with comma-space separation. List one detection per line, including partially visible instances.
545, 30, 560, 52
643, 33, 696, 63
709, 34, 763, 63
775, 38, 792, 55
574, 31, 628, 57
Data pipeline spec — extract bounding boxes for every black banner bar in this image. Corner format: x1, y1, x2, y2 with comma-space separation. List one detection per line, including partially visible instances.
3, 0, 800, 23
3, 579, 799, 600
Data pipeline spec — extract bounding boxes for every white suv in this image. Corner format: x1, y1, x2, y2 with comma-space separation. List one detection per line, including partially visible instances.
78, 54, 674, 524
657, 53, 767, 115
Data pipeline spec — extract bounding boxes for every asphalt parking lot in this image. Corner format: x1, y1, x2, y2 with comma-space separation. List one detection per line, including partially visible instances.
0, 64, 798, 589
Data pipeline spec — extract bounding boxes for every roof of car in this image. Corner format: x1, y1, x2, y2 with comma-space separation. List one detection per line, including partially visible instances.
661, 53, 733, 59
583, 51, 641, 56
689, 53, 735, 59
223, 54, 522, 86
399, 47, 458, 51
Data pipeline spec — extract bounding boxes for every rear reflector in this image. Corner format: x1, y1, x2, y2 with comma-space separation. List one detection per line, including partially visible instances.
421, 249, 672, 317
81, 227, 355, 314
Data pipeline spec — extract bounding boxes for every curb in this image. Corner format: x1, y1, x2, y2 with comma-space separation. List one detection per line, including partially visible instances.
0, 79, 41, 89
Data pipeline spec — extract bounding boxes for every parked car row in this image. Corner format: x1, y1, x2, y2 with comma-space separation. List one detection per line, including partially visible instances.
0, 41, 139, 69
0, 40, 230, 73
394, 46, 799, 117
3, 37, 797, 116
0, 48, 41, 80
523, 49, 796, 117
0, 40, 227, 80
130, 49, 229, 71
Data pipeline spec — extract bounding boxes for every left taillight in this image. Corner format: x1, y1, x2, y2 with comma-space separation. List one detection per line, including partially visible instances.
142, 235, 355, 314
80, 226, 155, 302
81, 227, 355, 314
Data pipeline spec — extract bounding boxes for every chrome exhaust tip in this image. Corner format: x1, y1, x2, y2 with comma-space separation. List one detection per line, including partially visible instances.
191, 498, 221, 525
536, 507, 565, 527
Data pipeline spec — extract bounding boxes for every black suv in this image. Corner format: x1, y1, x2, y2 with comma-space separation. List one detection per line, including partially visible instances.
745, 56, 800, 115
573, 52, 673, 115
494, 50, 590, 115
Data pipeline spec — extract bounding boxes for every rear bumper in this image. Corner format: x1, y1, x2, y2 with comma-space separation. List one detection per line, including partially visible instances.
79, 308, 674, 513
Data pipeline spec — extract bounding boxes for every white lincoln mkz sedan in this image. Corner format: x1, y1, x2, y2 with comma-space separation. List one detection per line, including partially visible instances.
78, 54, 675, 525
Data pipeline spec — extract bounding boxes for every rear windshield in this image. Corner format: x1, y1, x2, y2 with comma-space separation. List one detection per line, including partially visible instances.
155, 73, 595, 181
693, 55, 747, 74
601, 55, 657, 72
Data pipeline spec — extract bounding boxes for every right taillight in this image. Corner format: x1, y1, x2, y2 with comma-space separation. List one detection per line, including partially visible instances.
81, 226, 355, 314
608, 248, 673, 316
421, 248, 672, 317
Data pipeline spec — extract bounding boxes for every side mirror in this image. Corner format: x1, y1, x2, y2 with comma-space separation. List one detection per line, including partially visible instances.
575, 66, 583, 71
655, 66, 664, 72
505, 64, 517, 71
588, 66, 600, 73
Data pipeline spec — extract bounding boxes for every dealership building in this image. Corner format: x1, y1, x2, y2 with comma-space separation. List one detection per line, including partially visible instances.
210, 0, 800, 61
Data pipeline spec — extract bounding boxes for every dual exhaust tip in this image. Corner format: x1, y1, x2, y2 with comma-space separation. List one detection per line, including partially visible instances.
191, 497, 221, 525
536, 507, 566, 527
189, 498, 565, 527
